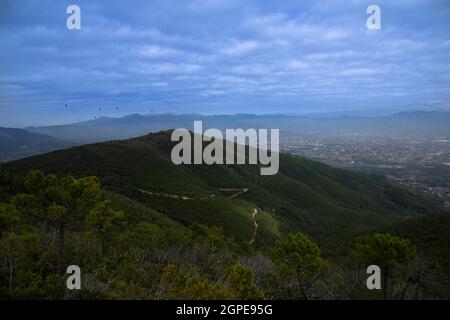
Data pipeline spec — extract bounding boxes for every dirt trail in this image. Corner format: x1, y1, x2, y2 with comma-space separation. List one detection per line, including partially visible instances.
218, 188, 249, 198
138, 187, 249, 200
137, 188, 215, 200
138, 187, 258, 243
249, 208, 258, 245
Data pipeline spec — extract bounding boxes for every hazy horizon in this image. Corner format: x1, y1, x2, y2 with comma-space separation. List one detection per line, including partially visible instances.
0, 108, 447, 129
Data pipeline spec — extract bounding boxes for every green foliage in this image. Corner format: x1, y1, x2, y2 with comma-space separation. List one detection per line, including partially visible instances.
0, 168, 22, 202
269, 232, 329, 299
159, 264, 230, 300
0, 205, 56, 298
270, 233, 328, 282
125, 222, 165, 249
85, 200, 125, 236
13, 170, 101, 227
0, 202, 21, 233
351, 233, 416, 272
190, 222, 228, 251
350, 233, 417, 299
390, 214, 450, 278
227, 263, 265, 299
0, 129, 448, 300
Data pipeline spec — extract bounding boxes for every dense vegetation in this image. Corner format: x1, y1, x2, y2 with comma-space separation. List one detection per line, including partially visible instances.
1, 131, 449, 299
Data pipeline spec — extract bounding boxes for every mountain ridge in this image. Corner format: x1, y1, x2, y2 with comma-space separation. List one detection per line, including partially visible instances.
2, 130, 441, 254
21, 111, 450, 144
0, 127, 74, 163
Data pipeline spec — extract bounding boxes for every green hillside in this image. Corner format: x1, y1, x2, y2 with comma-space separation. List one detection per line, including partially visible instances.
0, 127, 73, 162
2, 131, 440, 254
390, 214, 450, 272
1, 131, 448, 299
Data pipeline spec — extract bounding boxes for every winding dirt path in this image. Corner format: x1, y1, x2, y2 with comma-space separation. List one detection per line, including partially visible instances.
249, 208, 258, 245
137, 187, 258, 243
137, 187, 249, 200
137, 188, 215, 200
218, 188, 249, 198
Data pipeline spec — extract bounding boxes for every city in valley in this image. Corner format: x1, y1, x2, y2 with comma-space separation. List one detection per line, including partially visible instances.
282, 133, 450, 209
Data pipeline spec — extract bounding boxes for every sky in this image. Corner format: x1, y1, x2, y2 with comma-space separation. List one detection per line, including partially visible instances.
0, 0, 449, 127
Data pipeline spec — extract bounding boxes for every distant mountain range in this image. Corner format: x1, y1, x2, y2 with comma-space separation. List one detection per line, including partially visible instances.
1, 111, 449, 162
0, 127, 73, 163
25, 111, 450, 144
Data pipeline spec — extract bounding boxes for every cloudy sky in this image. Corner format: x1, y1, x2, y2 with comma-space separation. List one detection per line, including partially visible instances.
0, 0, 449, 127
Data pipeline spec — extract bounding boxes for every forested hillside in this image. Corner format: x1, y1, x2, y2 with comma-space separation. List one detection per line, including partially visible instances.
0, 127, 73, 162
0, 131, 448, 299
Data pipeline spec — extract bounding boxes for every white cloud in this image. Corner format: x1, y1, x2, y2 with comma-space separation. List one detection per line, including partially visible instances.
134, 45, 182, 58
286, 60, 310, 70
132, 62, 203, 75
340, 68, 384, 77
220, 40, 260, 56
188, 0, 237, 12
245, 13, 351, 43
